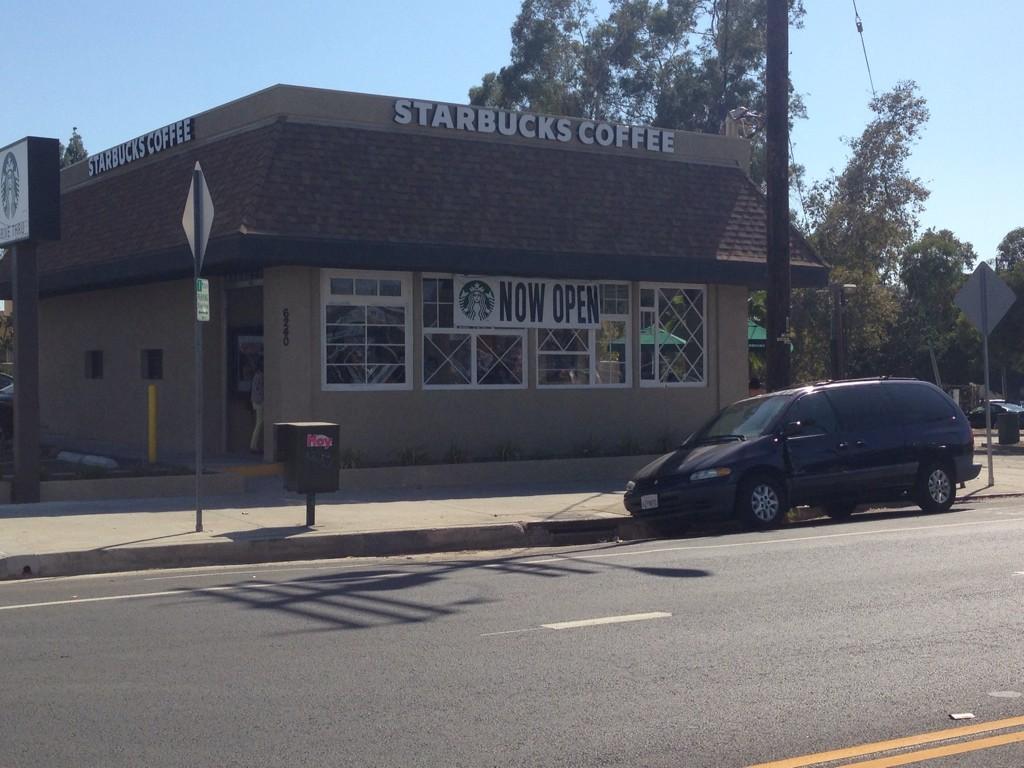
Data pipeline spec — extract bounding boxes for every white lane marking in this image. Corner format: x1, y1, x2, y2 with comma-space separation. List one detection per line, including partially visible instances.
479, 627, 545, 638
142, 562, 389, 581
0, 572, 412, 612
0, 558, 385, 588
988, 691, 1023, 698
542, 612, 671, 630
0, 583, 271, 611
522, 516, 1024, 565
482, 611, 670, 637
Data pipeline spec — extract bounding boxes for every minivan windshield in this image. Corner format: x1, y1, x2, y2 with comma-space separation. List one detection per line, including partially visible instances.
690, 394, 794, 443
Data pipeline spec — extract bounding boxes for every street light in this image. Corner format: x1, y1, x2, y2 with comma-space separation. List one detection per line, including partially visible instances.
830, 283, 857, 380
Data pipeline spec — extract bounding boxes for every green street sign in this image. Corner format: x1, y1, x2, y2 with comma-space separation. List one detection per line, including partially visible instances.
196, 278, 210, 322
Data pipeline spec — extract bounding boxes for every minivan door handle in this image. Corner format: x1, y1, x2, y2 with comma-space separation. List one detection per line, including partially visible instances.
854, 440, 866, 448
837, 441, 849, 450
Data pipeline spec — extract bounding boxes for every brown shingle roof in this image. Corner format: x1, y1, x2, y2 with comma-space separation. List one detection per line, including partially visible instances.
12, 118, 824, 294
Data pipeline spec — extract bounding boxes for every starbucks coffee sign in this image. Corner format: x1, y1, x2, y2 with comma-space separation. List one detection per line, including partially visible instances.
394, 99, 675, 154
87, 118, 195, 178
0, 136, 60, 248
454, 275, 601, 329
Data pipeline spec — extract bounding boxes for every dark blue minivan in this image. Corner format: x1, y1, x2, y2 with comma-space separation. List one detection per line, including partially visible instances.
623, 378, 980, 528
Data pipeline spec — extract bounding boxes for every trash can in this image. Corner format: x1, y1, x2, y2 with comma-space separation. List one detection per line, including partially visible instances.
274, 422, 340, 524
997, 412, 1020, 445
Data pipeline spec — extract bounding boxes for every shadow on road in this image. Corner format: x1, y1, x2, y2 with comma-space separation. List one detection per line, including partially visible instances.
163, 548, 711, 633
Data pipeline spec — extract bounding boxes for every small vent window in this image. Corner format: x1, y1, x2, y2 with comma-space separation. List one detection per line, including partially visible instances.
141, 349, 163, 380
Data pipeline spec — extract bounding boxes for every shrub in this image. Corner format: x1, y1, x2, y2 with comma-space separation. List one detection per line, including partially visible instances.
444, 444, 468, 464
340, 448, 363, 469
495, 442, 521, 462
397, 446, 430, 466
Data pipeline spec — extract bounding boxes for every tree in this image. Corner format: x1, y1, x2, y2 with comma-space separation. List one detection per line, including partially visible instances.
469, 0, 606, 118
791, 81, 930, 382
995, 227, 1024, 273
893, 228, 976, 381
59, 127, 87, 169
469, 0, 806, 184
805, 82, 929, 284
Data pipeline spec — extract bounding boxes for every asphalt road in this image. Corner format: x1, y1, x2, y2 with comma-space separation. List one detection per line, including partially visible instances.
3, 498, 1024, 768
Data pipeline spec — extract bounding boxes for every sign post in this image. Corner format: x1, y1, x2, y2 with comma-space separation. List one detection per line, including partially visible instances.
0, 137, 60, 503
955, 262, 1016, 486
182, 163, 214, 532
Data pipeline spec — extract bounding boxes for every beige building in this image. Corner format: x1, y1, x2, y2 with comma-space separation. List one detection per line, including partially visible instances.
3, 85, 826, 465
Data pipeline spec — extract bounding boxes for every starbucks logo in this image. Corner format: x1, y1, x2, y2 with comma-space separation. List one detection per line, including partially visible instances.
459, 280, 495, 322
1, 152, 18, 220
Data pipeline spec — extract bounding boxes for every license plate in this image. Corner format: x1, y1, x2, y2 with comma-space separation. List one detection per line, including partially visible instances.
641, 494, 659, 510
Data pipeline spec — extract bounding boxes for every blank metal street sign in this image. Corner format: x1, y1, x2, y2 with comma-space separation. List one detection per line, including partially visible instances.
955, 262, 1015, 336
954, 261, 1016, 488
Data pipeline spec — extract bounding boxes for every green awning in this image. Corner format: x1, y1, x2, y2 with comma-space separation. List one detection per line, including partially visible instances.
748, 319, 766, 349
640, 327, 688, 345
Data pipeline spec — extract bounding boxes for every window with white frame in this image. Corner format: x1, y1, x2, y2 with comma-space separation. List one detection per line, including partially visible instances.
422, 276, 526, 388
537, 283, 631, 387
322, 271, 412, 389
640, 284, 705, 385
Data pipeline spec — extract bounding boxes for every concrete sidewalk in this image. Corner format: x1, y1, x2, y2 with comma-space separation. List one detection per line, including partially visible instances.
0, 478, 634, 579
2, 452, 1023, 580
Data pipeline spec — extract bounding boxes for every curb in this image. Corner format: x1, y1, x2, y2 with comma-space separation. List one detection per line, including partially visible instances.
1, 518, 643, 580
3, 491, 1020, 580
958, 491, 1024, 501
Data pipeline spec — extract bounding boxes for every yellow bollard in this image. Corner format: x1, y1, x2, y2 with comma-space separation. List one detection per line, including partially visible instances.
148, 384, 158, 464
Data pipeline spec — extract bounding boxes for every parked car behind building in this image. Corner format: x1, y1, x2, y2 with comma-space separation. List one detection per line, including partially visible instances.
967, 400, 1024, 429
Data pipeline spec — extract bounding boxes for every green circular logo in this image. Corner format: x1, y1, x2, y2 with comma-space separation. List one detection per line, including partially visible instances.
1, 152, 19, 220
459, 280, 495, 322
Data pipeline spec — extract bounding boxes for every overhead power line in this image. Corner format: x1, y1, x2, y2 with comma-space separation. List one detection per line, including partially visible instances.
852, 0, 877, 97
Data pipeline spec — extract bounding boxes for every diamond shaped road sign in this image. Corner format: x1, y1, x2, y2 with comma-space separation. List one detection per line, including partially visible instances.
181, 162, 214, 271
955, 261, 1016, 337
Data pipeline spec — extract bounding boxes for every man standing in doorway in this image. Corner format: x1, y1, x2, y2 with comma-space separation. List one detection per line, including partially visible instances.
249, 357, 264, 454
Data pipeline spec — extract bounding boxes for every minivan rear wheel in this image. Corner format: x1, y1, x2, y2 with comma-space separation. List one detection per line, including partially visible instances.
737, 474, 788, 529
916, 462, 955, 513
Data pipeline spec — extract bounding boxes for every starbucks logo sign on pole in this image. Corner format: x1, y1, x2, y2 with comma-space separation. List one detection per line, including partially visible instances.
459, 279, 496, 322
1, 152, 19, 219
0, 137, 60, 248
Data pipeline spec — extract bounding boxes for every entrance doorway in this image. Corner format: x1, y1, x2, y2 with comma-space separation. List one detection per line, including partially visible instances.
224, 278, 263, 454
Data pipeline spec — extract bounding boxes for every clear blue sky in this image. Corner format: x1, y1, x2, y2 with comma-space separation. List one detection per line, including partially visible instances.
6, 0, 1020, 262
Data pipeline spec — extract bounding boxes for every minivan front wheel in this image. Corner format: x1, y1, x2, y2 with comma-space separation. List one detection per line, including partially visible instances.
916, 462, 955, 513
737, 474, 788, 529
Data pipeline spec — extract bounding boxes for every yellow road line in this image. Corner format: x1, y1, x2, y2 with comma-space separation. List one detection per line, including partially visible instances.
842, 729, 1024, 767
747, 715, 1024, 767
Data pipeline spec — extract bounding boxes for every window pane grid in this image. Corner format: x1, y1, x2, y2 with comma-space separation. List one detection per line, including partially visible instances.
538, 283, 630, 387
477, 335, 524, 385
323, 270, 409, 389
423, 277, 525, 387
424, 333, 472, 386
640, 285, 705, 385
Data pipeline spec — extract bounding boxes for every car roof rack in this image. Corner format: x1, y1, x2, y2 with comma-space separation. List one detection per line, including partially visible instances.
796, 376, 922, 389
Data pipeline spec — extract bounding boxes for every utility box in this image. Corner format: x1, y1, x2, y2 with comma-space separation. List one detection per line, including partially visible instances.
997, 412, 1020, 445
274, 422, 340, 494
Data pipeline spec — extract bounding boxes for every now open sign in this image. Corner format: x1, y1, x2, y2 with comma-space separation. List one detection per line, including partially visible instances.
454, 275, 601, 329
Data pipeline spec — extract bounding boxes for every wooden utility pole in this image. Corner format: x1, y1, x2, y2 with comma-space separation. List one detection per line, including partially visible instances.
765, 0, 791, 391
